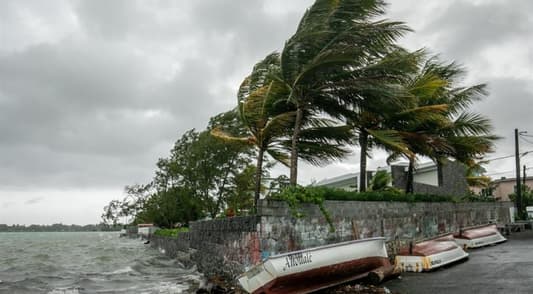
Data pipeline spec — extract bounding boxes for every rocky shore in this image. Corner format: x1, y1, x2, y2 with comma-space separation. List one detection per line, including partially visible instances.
195, 275, 398, 294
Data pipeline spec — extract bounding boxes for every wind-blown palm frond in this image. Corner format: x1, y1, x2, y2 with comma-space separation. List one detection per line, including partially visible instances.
279, 0, 413, 185
366, 129, 413, 157
386, 54, 498, 193
210, 128, 254, 146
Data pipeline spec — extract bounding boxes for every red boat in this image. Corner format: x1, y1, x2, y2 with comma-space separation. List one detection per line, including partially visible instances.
394, 234, 469, 272
453, 224, 507, 249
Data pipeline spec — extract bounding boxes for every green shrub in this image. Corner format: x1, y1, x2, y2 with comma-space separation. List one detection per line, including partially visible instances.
272, 186, 462, 203
272, 186, 334, 232
153, 227, 189, 238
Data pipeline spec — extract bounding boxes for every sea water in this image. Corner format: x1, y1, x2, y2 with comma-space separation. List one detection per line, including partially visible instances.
0, 232, 203, 293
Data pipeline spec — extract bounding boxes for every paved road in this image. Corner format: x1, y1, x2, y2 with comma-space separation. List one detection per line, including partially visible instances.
383, 230, 533, 294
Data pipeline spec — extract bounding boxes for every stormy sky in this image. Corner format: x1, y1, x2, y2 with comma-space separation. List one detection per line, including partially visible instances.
1, 0, 532, 225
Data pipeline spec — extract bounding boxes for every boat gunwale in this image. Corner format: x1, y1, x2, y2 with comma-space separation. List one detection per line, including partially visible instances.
262, 237, 386, 260
457, 223, 498, 232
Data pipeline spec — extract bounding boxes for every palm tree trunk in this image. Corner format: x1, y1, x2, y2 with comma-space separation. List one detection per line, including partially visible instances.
406, 158, 414, 194
290, 105, 303, 186
253, 148, 265, 214
359, 130, 368, 192
437, 161, 443, 187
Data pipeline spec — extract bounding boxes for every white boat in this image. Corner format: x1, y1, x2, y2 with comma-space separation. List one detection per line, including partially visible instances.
237, 237, 391, 294
137, 223, 158, 238
453, 224, 507, 248
394, 234, 469, 272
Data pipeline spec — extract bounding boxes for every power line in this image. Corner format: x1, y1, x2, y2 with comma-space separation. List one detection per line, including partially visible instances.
484, 150, 533, 162
520, 136, 533, 145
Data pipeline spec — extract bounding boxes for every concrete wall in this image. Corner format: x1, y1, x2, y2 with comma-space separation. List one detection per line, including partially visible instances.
414, 169, 438, 186
150, 200, 512, 280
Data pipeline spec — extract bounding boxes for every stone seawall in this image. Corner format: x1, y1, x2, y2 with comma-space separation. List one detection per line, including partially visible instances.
150, 216, 261, 280
258, 200, 512, 258
150, 200, 513, 280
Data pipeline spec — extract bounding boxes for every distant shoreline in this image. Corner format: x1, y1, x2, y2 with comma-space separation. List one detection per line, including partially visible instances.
0, 224, 122, 233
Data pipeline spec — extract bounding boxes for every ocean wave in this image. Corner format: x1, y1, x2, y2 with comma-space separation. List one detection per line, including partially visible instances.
1, 232, 204, 293
47, 287, 82, 294
107, 266, 135, 275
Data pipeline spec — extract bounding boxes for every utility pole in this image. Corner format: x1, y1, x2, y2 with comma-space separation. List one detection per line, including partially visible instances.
515, 128, 522, 217
524, 165, 527, 187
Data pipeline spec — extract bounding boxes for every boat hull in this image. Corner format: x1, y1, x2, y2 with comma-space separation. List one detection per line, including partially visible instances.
454, 224, 507, 248
237, 237, 389, 294
394, 234, 469, 272
395, 245, 468, 272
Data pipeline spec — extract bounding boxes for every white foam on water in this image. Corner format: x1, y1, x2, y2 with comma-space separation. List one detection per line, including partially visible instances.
107, 266, 134, 275
154, 281, 189, 293
47, 288, 81, 294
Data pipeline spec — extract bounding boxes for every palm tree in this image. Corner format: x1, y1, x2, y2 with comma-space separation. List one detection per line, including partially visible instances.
212, 53, 352, 212
339, 49, 424, 191
388, 56, 498, 193
212, 53, 293, 212
278, 0, 411, 185
418, 58, 498, 187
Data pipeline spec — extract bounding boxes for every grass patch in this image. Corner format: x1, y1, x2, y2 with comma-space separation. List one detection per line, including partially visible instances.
153, 227, 189, 238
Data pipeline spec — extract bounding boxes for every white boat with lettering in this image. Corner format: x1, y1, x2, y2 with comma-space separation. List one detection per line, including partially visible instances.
237, 237, 393, 294
453, 224, 507, 248
394, 234, 469, 272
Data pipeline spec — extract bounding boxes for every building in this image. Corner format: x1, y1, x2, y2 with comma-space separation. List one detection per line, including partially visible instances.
314, 171, 374, 192
391, 160, 469, 196
316, 160, 469, 196
488, 176, 533, 201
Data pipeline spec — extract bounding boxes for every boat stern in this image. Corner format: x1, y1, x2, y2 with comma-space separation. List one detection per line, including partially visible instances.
454, 224, 507, 248
454, 232, 507, 248
395, 245, 468, 272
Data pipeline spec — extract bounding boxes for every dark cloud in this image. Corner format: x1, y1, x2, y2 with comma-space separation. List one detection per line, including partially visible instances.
0, 0, 311, 192
422, 0, 533, 61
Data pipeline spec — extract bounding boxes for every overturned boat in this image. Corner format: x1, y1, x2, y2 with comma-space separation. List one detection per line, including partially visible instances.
394, 234, 469, 272
453, 224, 507, 249
237, 237, 392, 294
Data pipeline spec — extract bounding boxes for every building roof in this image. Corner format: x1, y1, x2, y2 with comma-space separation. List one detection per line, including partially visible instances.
314, 172, 360, 186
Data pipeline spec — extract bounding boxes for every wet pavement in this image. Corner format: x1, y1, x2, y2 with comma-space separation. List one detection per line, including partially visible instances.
383, 230, 533, 294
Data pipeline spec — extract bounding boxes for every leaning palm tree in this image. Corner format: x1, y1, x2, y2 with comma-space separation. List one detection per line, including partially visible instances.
212, 53, 352, 212
384, 56, 453, 193
340, 49, 425, 191
388, 56, 498, 193
278, 0, 412, 185
419, 58, 498, 186
212, 53, 293, 212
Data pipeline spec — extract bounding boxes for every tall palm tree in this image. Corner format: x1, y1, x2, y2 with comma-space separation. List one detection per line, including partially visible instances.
418, 58, 498, 187
339, 49, 424, 191
278, 0, 411, 185
212, 53, 352, 212
212, 53, 293, 212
